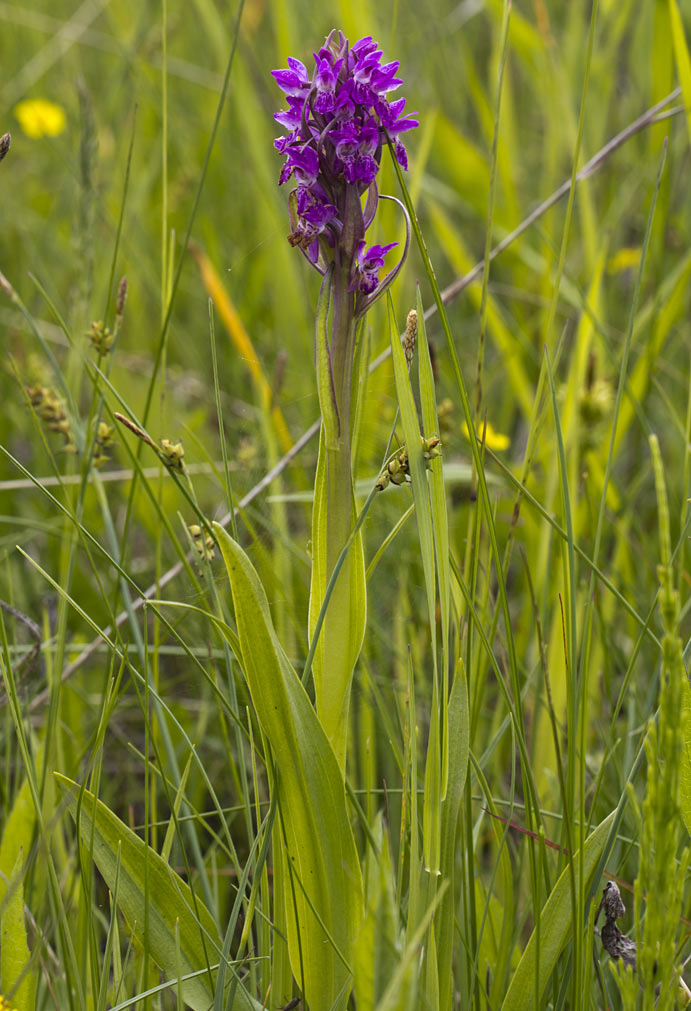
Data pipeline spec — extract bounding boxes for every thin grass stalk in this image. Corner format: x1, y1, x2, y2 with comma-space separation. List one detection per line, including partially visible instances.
475, 0, 512, 428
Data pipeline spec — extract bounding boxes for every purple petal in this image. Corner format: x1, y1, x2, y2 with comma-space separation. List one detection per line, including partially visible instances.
272, 67, 310, 97
394, 141, 408, 169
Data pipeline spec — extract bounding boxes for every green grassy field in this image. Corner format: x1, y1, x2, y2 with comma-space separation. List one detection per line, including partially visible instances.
1, 1, 691, 1008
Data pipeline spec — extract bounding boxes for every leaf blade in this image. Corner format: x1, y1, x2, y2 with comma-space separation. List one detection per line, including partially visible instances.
501, 811, 615, 1010
215, 525, 364, 1011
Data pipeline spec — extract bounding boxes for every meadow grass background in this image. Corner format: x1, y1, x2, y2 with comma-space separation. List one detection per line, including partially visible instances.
1, 0, 691, 1008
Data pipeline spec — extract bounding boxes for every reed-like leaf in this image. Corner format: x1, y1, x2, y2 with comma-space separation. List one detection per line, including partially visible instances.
388, 295, 441, 879
669, 0, 691, 147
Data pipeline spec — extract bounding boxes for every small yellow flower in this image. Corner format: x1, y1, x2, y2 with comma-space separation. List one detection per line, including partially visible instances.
0, 994, 19, 1011
462, 420, 510, 451
607, 247, 640, 274
14, 98, 66, 139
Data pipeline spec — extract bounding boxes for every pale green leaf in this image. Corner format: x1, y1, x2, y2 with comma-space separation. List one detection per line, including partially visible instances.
307, 429, 367, 770
0, 750, 41, 901
215, 525, 364, 1011
0, 754, 40, 1011
1, 851, 36, 1011
55, 774, 259, 1011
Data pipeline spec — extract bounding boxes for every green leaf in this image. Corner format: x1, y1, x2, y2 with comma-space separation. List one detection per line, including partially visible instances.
680, 675, 691, 838
308, 432, 367, 772
434, 660, 469, 1007
215, 524, 364, 1011
501, 811, 616, 1010
1, 851, 36, 1011
315, 266, 339, 449
669, 0, 691, 148
352, 815, 400, 1011
416, 287, 450, 683
55, 773, 259, 1011
0, 750, 41, 899
416, 288, 452, 809
388, 294, 441, 876
0, 754, 40, 1011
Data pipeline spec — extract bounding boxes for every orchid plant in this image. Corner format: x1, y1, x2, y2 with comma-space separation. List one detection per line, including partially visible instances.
272, 30, 417, 771
215, 30, 419, 1009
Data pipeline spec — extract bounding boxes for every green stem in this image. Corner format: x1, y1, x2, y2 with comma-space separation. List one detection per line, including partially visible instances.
311, 249, 366, 774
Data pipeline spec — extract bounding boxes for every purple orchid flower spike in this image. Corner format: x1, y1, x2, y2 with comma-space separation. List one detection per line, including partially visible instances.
272, 29, 418, 299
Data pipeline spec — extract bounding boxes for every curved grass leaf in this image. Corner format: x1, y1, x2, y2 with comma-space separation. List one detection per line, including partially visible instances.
501, 810, 615, 1010
55, 773, 259, 1011
215, 524, 364, 1011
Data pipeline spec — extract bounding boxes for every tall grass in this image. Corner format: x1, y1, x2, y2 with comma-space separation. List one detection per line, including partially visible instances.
1, 1, 691, 1009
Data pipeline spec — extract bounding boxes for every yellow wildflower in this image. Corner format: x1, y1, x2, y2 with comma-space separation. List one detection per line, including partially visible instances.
0, 995, 18, 1011
607, 247, 640, 274
462, 420, 510, 451
14, 98, 66, 139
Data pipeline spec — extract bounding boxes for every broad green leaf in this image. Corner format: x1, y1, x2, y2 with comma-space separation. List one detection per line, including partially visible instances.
0, 753, 40, 1011
307, 428, 367, 771
501, 810, 616, 1010
215, 525, 364, 1011
1, 851, 36, 1011
0, 749, 42, 899
55, 774, 259, 1011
